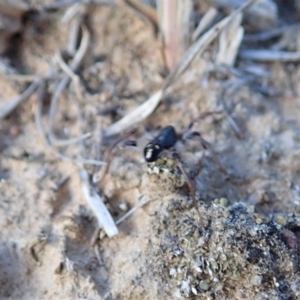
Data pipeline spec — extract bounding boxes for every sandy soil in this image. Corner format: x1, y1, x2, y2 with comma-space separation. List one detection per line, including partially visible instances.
1, 2, 300, 300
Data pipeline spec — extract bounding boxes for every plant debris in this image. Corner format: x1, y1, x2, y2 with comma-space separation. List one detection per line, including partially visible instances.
1, 0, 300, 299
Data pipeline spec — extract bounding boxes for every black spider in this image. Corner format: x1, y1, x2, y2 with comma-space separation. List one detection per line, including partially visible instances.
99, 112, 227, 225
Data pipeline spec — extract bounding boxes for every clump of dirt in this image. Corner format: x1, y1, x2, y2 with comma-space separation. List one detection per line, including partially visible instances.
147, 197, 300, 299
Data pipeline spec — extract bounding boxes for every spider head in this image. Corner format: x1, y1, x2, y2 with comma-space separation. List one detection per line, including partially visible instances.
144, 142, 163, 162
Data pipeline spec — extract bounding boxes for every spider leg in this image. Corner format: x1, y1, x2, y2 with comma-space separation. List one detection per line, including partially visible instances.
198, 135, 227, 174
184, 131, 227, 174
98, 129, 136, 184
187, 110, 223, 131
172, 152, 205, 227
123, 140, 137, 147
181, 110, 223, 142
194, 150, 205, 176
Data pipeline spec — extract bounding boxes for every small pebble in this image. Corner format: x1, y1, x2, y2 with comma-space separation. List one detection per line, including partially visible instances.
199, 280, 210, 291
276, 215, 287, 226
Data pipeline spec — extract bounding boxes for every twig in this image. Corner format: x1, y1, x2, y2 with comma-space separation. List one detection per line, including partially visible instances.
53, 152, 106, 165
65, 17, 82, 56
49, 25, 90, 144
118, 0, 157, 26
116, 197, 156, 225
54, 175, 71, 191
163, 0, 258, 89
239, 50, 300, 62
0, 79, 42, 120
104, 90, 163, 137
70, 25, 90, 69
0, 74, 39, 82
50, 132, 93, 147
215, 12, 244, 66
192, 7, 218, 42
68, 87, 90, 158
91, 121, 104, 175
35, 82, 106, 166
157, 0, 193, 71
55, 51, 83, 105
91, 228, 101, 247
223, 109, 244, 140
244, 23, 300, 42
61, 2, 85, 24
32, 0, 114, 11
79, 169, 118, 238
240, 64, 271, 78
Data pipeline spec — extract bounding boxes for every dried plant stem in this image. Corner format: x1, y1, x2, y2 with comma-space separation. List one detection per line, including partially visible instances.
116, 197, 156, 225
33, 0, 114, 11
104, 0, 258, 137
216, 12, 244, 66
48, 25, 90, 145
0, 74, 39, 82
244, 23, 300, 42
55, 51, 83, 108
120, 0, 157, 25
35, 83, 106, 166
239, 49, 300, 62
163, 0, 258, 89
0, 79, 42, 120
192, 7, 218, 42
104, 90, 163, 137
80, 169, 118, 237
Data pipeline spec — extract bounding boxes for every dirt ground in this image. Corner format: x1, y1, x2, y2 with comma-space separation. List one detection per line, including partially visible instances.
1, 1, 300, 300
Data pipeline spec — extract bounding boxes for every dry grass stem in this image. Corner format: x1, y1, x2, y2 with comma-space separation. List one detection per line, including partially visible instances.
104, 0, 257, 138
223, 109, 244, 139
239, 49, 300, 61
104, 90, 163, 137
157, 0, 193, 71
35, 84, 106, 166
34, 0, 114, 11
55, 51, 83, 101
192, 7, 218, 42
163, 0, 258, 89
214, 0, 277, 31
157, 0, 179, 71
0, 73, 39, 82
49, 25, 90, 144
49, 132, 92, 147
115, 0, 157, 32
80, 169, 118, 237
67, 18, 82, 56
0, 79, 42, 120
116, 197, 156, 225
3, 0, 300, 298
240, 64, 271, 77
123, 0, 157, 25
244, 23, 300, 42
60, 2, 86, 24
216, 12, 244, 66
